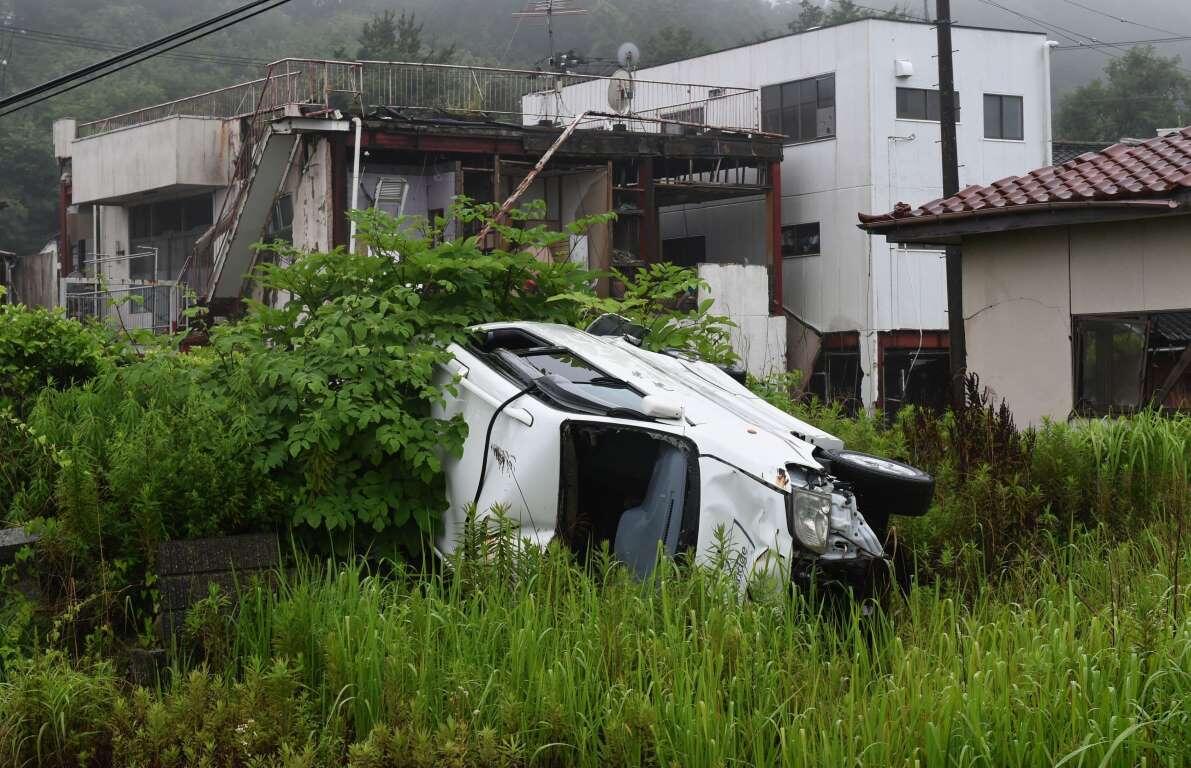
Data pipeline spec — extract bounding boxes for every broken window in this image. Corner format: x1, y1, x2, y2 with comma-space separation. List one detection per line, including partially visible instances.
477, 328, 653, 418
881, 348, 949, 419
558, 423, 697, 576
807, 338, 863, 415
128, 193, 214, 280
1074, 311, 1191, 414
663, 236, 706, 267
781, 222, 820, 258
761, 74, 835, 143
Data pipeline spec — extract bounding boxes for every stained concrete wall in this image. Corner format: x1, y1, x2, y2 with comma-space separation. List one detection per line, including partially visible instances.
962, 215, 1191, 426
698, 263, 787, 376
9, 242, 59, 309
289, 138, 333, 253
70, 117, 231, 205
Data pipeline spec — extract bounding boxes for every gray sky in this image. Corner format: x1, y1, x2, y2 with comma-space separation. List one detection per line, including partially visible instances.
864, 0, 1191, 94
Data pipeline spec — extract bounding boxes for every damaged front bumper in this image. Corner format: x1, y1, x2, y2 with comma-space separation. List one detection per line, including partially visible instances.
788, 479, 885, 562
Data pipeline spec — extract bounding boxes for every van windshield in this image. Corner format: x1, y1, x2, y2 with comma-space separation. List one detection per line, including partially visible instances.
488, 342, 651, 418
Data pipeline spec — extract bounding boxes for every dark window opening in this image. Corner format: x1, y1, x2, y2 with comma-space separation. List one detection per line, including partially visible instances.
984, 93, 1024, 140
881, 348, 949, 419
265, 194, 295, 243
1074, 311, 1191, 414
128, 192, 214, 280
761, 74, 835, 144
782, 222, 820, 258
807, 340, 863, 415
896, 87, 960, 122
663, 235, 706, 268
558, 423, 697, 576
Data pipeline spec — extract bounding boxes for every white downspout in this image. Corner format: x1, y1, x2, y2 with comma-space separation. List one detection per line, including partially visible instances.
348, 117, 363, 253
1043, 40, 1057, 166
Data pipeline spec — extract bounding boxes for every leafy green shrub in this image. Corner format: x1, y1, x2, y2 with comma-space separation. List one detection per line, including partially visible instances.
0, 301, 124, 416
551, 260, 737, 364
0, 410, 56, 522
201, 199, 601, 542
0, 651, 120, 767
15, 353, 284, 627
109, 659, 333, 768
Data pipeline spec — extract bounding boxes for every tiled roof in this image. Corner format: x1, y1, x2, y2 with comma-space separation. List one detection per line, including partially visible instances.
1051, 140, 1113, 166
860, 127, 1191, 227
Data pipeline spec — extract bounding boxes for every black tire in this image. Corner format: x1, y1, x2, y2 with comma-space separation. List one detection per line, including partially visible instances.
818, 449, 935, 528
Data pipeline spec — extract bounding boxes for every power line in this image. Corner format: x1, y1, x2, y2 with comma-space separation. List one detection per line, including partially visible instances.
1053, 0, 1189, 39
0, 0, 291, 114
11, 26, 266, 68
0, 0, 293, 118
1053, 35, 1191, 51
973, 0, 1191, 76
974, 0, 1107, 48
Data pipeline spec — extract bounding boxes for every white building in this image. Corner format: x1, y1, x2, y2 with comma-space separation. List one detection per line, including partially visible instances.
631, 18, 1052, 412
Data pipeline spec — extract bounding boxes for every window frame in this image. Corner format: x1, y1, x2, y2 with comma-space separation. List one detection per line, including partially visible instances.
761, 73, 836, 145
1072, 310, 1191, 416
983, 93, 1024, 141
781, 221, 821, 259
895, 86, 961, 123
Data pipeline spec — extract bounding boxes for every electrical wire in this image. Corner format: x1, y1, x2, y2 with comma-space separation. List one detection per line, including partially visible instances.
10, 26, 266, 67
975, 0, 1191, 76
0, 0, 292, 116
1054, 0, 1189, 38
1053, 35, 1191, 50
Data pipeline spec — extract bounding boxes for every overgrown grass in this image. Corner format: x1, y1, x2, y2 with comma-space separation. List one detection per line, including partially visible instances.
3, 520, 1187, 767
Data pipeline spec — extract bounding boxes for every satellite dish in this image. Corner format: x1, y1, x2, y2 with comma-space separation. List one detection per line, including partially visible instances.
617, 41, 640, 69
607, 68, 634, 115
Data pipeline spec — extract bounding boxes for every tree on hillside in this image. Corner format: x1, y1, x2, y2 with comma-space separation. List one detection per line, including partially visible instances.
645, 25, 711, 65
787, 0, 910, 33
1055, 46, 1191, 142
0, 118, 64, 256
356, 10, 455, 63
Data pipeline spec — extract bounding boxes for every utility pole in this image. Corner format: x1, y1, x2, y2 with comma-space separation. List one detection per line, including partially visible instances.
936, 0, 967, 408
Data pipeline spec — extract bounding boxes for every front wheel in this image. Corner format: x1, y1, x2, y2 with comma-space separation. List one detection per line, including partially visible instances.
817, 449, 935, 536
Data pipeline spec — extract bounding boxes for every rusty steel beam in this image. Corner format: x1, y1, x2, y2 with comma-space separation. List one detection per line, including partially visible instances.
476, 111, 589, 243
361, 129, 524, 157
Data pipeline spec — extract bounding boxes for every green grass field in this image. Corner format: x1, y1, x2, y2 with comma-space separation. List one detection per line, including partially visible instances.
4, 519, 1187, 767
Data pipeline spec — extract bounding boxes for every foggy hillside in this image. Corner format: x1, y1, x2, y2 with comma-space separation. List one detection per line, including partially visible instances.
3, 0, 1190, 254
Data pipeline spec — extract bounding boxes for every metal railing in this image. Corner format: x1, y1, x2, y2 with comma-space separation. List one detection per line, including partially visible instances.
63, 279, 187, 334
77, 58, 759, 138
360, 60, 759, 132
61, 247, 189, 334
76, 78, 273, 137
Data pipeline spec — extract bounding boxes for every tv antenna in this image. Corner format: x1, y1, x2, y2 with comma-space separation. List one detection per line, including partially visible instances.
512, 0, 588, 72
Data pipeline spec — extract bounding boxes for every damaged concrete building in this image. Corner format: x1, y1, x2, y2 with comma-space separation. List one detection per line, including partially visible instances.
48, 58, 786, 372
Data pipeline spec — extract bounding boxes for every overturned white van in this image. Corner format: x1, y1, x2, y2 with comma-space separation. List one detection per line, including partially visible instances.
433, 318, 933, 588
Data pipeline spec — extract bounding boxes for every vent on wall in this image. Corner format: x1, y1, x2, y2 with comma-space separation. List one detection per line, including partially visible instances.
894, 59, 914, 78
373, 177, 409, 217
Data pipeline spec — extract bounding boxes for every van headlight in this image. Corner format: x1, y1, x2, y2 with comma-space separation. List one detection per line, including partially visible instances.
790, 487, 832, 553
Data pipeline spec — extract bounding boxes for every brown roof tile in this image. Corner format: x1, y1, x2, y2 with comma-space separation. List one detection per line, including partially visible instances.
859, 127, 1191, 225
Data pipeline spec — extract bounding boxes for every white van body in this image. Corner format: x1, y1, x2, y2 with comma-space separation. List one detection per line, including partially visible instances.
433, 321, 891, 583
